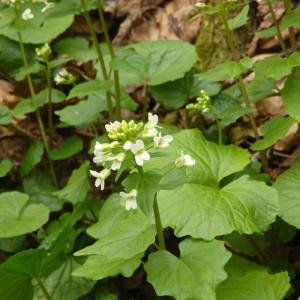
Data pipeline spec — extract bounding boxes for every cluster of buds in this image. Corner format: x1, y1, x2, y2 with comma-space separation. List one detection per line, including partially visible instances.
54, 68, 76, 85
35, 43, 51, 61
186, 89, 212, 114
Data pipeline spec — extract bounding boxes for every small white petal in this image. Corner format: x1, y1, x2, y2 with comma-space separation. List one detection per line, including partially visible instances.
123, 141, 132, 150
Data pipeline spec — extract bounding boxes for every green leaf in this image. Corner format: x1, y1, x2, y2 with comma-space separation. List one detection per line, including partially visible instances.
137, 171, 162, 216
54, 37, 97, 62
0, 159, 12, 177
150, 70, 221, 110
13, 89, 65, 116
55, 96, 104, 126
251, 116, 295, 151
54, 161, 90, 204
144, 239, 231, 300
281, 68, 300, 121
0, 236, 27, 253
228, 5, 249, 30
72, 253, 143, 281
1, 5, 74, 44
33, 258, 95, 300
197, 57, 253, 82
22, 170, 62, 212
49, 135, 83, 161
67, 80, 112, 99
0, 105, 12, 125
19, 141, 44, 177
111, 40, 197, 86
219, 107, 255, 126
0, 191, 49, 238
147, 130, 279, 239
217, 257, 290, 300
274, 158, 300, 228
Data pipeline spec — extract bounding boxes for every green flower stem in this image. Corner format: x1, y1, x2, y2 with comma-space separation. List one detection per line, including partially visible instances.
283, 0, 298, 51
137, 166, 166, 250
216, 119, 223, 145
80, 0, 113, 119
143, 84, 149, 122
46, 58, 54, 144
36, 277, 51, 300
217, 0, 269, 174
96, 0, 122, 121
266, 0, 288, 56
14, 6, 58, 187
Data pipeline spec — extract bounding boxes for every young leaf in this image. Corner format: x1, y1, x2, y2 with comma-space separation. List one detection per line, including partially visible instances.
217, 257, 290, 300
0, 106, 12, 125
144, 239, 231, 300
0, 159, 12, 177
111, 40, 197, 86
49, 135, 83, 161
54, 161, 90, 204
67, 80, 113, 99
19, 141, 44, 177
251, 116, 295, 151
0, 191, 49, 238
274, 158, 300, 228
228, 5, 249, 30
281, 68, 300, 121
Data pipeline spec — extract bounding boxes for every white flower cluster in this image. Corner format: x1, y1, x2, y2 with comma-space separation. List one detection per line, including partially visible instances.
90, 113, 195, 211
1, 0, 55, 20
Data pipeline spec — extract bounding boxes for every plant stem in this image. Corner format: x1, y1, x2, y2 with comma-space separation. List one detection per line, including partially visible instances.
143, 84, 149, 121
283, 0, 298, 51
96, 0, 122, 120
36, 277, 51, 300
217, 0, 269, 173
81, 0, 113, 119
244, 235, 267, 264
266, 0, 288, 56
153, 193, 166, 250
14, 6, 58, 187
46, 58, 54, 144
216, 119, 223, 145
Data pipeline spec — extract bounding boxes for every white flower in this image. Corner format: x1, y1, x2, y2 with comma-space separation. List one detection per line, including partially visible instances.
54, 68, 75, 85
108, 153, 125, 171
41, 1, 55, 13
120, 189, 138, 211
105, 121, 121, 132
93, 142, 111, 164
143, 127, 158, 138
153, 133, 173, 148
130, 139, 150, 166
123, 141, 132, 150
147, 113, 158, 128
22, 9, 34, 20
90, 169, 111, 190
175, 151, 195, 168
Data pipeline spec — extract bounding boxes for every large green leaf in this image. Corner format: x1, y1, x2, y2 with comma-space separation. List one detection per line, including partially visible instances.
1, 5, 74, 44
274, 158, 300, 228
217, 257, 290, 300
49, 135, 83, 161
281, 68, 300, 121
251, 116, 295, 151
145, 239, 231, 300
33, 258, 94, 300
147, 130, 279, 239
54, 161, 90, 204
19, 141, 44, 177
197, 57, 253, 82
111, 40, 197, 86
74, 194, 155, 279
0, 191, 49, 238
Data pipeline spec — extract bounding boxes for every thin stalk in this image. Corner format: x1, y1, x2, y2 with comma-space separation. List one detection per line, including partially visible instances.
215, 119, 223, 145
283, 0, 298, 51
81, 0, 113, 119
266, 0, 288, 56
46, 58, 53, 143
36, 277, 51, 300
217, 0, 269, 173
96, 0, 122, 120
244, 235, 267, 264
153, 194, 166, 250
143, 84, 149, 122
14, 6, 58, 187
